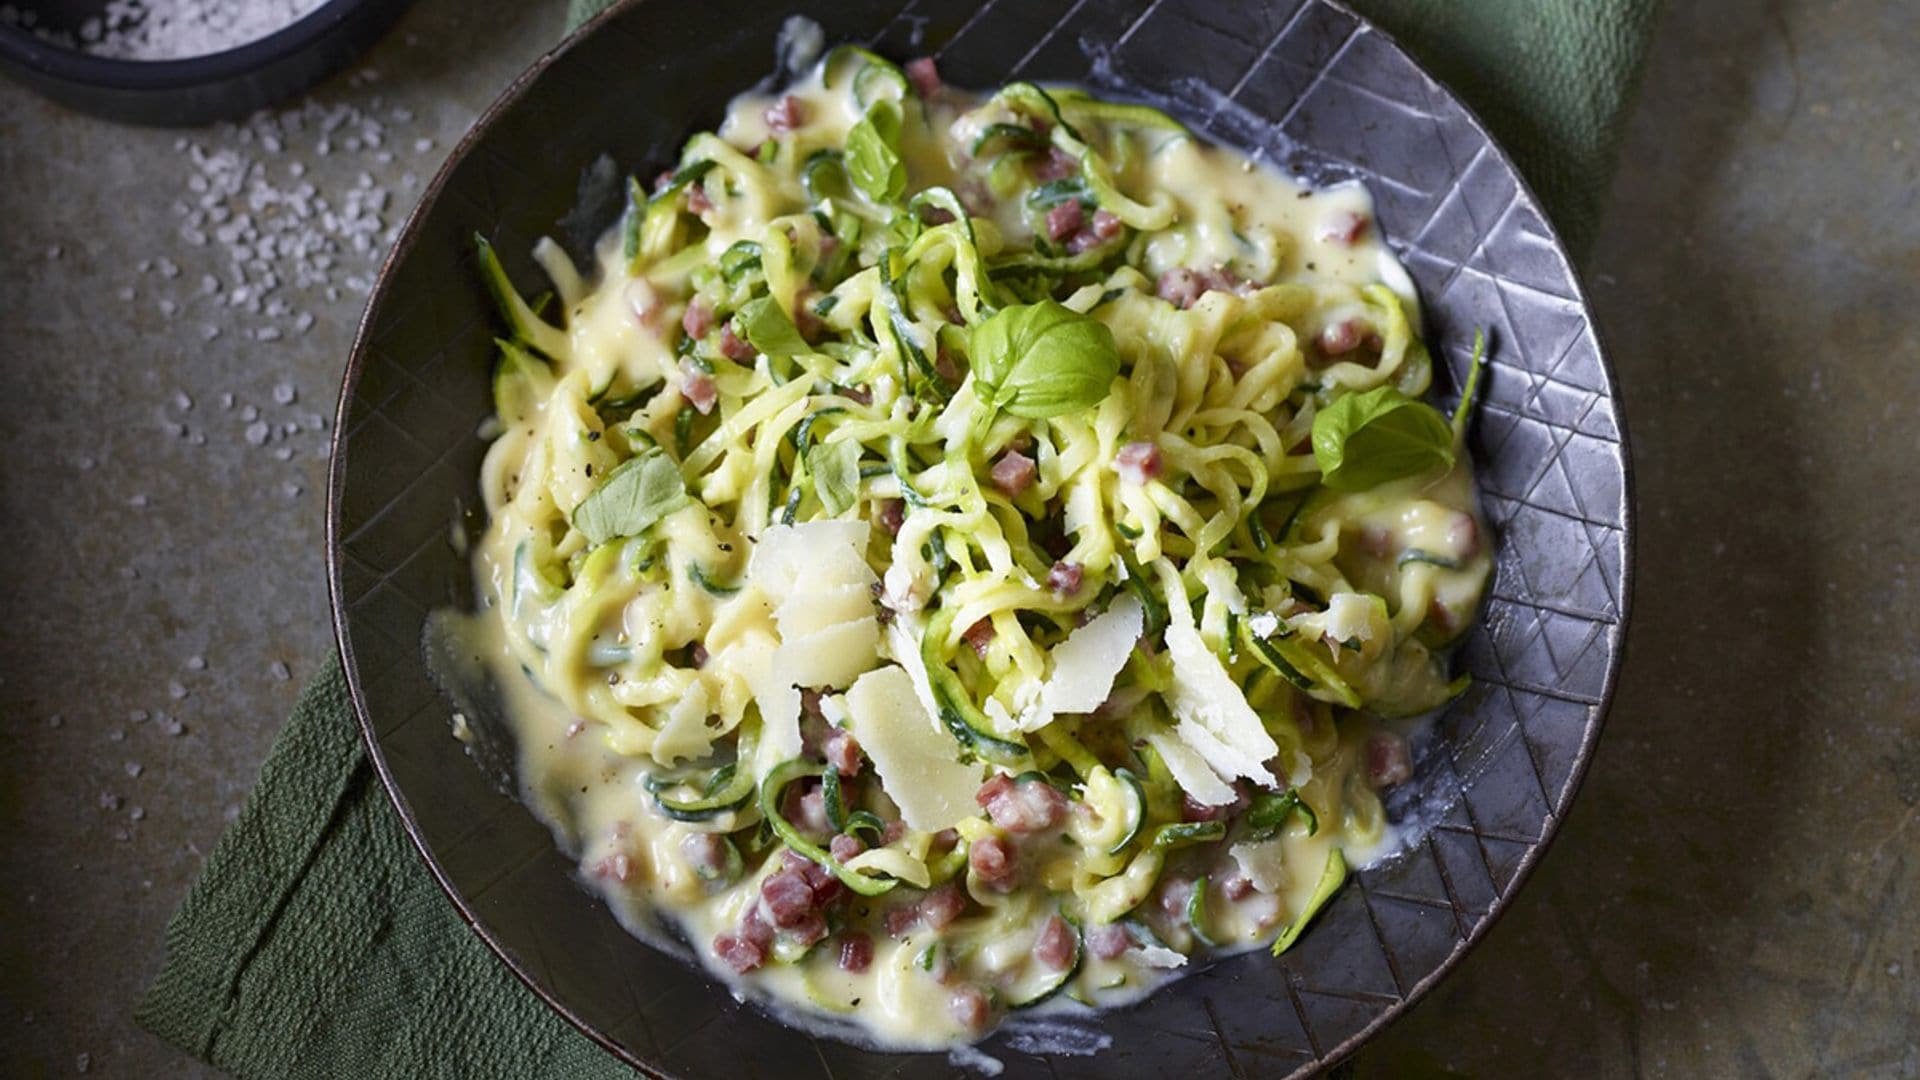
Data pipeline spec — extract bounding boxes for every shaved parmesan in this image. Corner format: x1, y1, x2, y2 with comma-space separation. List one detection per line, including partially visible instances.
1135, 943, 1188, 969
1230, 839, 1291, 894
774, 618, 879, 690
652, 680, 716, 765
846, 666, 981, 832
1164, 615, 1278, 788
884, 619, 943, 729
726, 636, 799, 778
748, 520, 874, 596
1145, 730, 1237, 806
1036, 595, 1143, 723
1323, 591, 1378, 645
774, 584, 875, 638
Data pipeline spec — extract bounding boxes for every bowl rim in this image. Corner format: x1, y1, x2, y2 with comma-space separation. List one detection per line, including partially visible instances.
0, 0, 391, 88
326, 0, 1635, 1073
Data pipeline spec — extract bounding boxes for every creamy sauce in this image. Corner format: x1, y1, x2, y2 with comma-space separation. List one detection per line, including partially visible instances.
452, 48, 1491, 1053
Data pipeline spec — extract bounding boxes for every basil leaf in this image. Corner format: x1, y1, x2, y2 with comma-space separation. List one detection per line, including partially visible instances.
809, 437, 862, 516
846, 100, 906, 204
1310, 385, 1454, 491
969, 300, 1120, 419
571, 449, 690, 543
735, 296, 809, 358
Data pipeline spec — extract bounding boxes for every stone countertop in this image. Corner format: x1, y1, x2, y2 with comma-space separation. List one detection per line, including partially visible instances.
2, 0, 1914, 1075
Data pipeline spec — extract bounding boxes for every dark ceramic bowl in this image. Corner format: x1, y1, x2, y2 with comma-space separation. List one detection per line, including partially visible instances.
0, 0, 411, 125
327, 0, 1633, 1075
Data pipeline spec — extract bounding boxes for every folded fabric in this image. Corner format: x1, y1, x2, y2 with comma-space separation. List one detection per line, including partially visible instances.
138, 1, 1657, 1075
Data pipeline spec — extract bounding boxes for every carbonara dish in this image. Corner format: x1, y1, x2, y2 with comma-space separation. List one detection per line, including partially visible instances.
458, 47, 1491, 1048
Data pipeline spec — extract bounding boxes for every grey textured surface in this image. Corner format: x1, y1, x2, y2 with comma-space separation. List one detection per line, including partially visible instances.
1, 1, 1915, 1078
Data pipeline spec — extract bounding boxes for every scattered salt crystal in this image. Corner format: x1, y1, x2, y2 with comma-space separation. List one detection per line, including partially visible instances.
270, 660, 292, 681
119, 567, 139, 580
157, 298, 178, 317
129, 806, 147, 821
245, 421, 270, 445
273, 381, 297, 405
220, 393, 235, 409
108, 728, 125, 742
128, 494, 149, 508
77, 455, 96, 471
241, 404, 259, 421
99, 792, 122, 811
273, 447, 294, 461
173, 390, 193, 411
168, 680, 189, 700
413, 137, 433, 153
48, 714, 63, 728
46, 243, 62, 259
162, 717, 186, 736
201, 325, 221, 341
255, 326, 282, 342
283, 482, 303, 498
161, 421, 186, 438
116, 285, 136, 302
126, 762, 144, 778
187, 655, 207, 670
76, 1052, 91, 1073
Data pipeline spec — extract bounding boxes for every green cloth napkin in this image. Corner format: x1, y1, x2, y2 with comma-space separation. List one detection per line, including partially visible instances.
137, 2, 1657, 1075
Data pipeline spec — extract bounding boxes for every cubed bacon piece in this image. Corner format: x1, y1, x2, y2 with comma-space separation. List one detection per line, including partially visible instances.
713, 931, 766, 973
829, 833, 867, 863
1087, 923, 1131, 960
1045, 199, 1085, 242
968, 834, 1018, 891
879, 498, 906, 536
1065, 229, 1103, 254
978, 774, 1066, 834
962, 617, 996, 658
1319, 209, 1369, 246
1366, 732, 1413, 788
1319, 318, 1363, 355
1030, 146, 1078, 182
797, 787, 832, 835
1220, 873, 1255, 902
1157, 877, 1193, 920
686, 181, 713, 214
921, 205, 956, 226
760, 869, 817, 928
764, 94, 806, 133
823, 728, 864, 777
802, 857, 846, 906
679, 359, 717, 415
949, 986, 992, 1030
839, 931, 875, 973
682, 297, 714, 340
905, 56, 942, 98
884, 904, 921, 937
787, 910, 830, 947
719, 321, 756, 361
1046, 560, 1084, 597
990, 450, 1037, 496
920, 883, 968, 929
1034, 915, 1076, 970
1114, 440, 1163, 485
1090, 209, 1122, 240
1155, 267, 1205, 309
652, 170, 675, 194
626, 278, 663, 329
591, 852, 631, 883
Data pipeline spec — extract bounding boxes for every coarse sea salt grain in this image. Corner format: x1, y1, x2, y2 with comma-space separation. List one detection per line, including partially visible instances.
3, 0, 330, 61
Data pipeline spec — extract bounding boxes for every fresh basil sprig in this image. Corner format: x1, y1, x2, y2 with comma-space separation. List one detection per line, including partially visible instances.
808, 437, 862, 516
734, 296, 808, 358
968, 300, 1120, 420
571, 448, 690, 543
845, 99, 906, 204
1310, 385, 1455, 491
